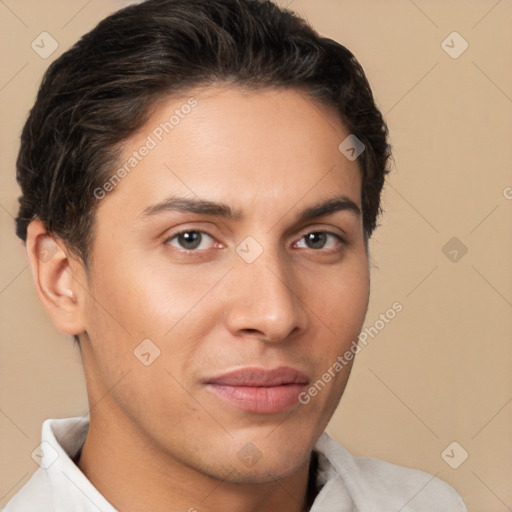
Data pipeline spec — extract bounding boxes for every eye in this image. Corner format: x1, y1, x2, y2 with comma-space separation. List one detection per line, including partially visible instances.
294, 231, 344, 250
165, 230, 216, 251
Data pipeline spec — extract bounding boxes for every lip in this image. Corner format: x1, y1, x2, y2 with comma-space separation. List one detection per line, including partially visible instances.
204, 366, 309, 414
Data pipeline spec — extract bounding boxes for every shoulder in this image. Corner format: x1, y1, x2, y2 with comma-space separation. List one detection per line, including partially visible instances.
2, 416, 98, 512
350, 454, 467, 511
2, 469, 50, 512
314, 433, 468, 511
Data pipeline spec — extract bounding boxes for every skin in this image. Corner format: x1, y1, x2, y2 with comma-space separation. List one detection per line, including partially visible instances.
26, 86, 370, 512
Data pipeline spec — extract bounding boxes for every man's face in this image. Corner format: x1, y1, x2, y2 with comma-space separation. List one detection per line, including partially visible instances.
77, 86, 369, 483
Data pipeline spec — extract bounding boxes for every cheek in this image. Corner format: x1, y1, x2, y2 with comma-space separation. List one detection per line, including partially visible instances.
338, 266, 370, 329
300, 261, 368, 428
305, 254, 370, 338
86, 251, 212, 336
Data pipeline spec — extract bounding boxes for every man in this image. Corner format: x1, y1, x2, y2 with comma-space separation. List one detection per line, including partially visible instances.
5, 0, 467, 510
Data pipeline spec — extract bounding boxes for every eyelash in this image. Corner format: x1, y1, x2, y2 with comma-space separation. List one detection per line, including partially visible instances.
164, 229, 346, 253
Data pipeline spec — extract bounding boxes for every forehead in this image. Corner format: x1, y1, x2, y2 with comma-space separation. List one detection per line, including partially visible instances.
95, 86, 362, 223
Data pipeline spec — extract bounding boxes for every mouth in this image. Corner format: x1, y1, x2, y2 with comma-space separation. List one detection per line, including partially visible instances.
204, 366, 309, 414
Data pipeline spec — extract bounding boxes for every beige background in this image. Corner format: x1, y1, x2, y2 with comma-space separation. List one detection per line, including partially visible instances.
1, 0, 511, 510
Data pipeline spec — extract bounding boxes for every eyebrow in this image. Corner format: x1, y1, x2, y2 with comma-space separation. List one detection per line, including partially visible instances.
297, 195, 361, 222
142, 196, 240, 219
140, 194, 361, 223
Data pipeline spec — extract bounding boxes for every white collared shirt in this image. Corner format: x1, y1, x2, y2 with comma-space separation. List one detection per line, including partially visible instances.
3, 416, 467, 511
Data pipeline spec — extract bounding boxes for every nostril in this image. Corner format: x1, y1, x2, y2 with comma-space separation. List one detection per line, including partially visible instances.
241, 328, 260, 335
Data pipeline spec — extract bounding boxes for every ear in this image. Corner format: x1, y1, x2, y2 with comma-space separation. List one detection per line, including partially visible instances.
25, 219, 87, 336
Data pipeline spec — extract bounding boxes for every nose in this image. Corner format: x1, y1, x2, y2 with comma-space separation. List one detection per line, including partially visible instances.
223, 245, 308, 343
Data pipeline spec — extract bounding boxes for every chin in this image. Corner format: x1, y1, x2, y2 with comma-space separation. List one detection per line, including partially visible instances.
219, 464, 302, 485
208, 448, 310, 485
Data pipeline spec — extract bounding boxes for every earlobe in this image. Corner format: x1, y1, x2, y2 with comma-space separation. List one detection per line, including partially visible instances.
25, 219, 86, 336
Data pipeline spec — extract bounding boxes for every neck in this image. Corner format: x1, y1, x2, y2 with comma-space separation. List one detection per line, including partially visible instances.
75, 408, 318, 512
